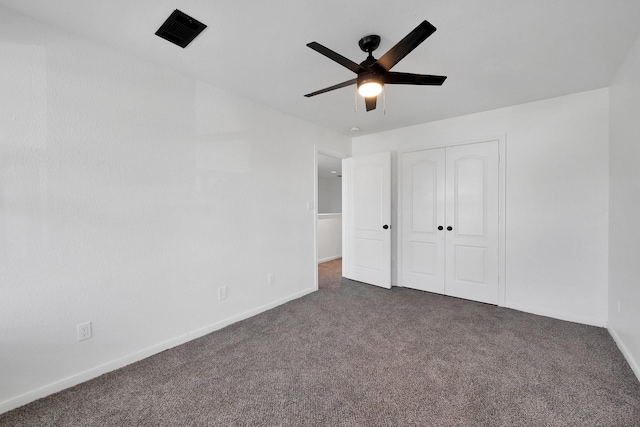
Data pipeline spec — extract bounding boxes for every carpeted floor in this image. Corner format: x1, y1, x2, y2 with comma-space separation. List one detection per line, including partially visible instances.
2, 259, 639, 426
318, 257, 343, 290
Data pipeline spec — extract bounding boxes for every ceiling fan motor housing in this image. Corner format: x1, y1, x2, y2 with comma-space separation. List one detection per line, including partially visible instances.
358, 71, 383, 87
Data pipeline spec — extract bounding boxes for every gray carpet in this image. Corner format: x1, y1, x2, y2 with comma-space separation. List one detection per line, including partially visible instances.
2, 259, 639, 426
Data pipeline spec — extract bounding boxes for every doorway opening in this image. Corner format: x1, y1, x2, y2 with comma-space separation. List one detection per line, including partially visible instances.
316, 151, 344, 290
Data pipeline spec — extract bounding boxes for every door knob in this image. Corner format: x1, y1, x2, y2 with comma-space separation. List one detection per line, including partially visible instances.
438, 226, 443, 231
447, 226, 453, 231
383, 224, 389, 230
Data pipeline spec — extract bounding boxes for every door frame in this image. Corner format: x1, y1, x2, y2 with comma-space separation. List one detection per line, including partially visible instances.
397, 135, 507, 306
314, 146, 348, 291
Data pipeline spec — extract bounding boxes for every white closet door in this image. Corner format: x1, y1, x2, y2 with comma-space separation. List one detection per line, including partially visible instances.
401, 149, 446, 293
342, 152, 391, 289
400, 141, 500, 305
445, 141, 499, 304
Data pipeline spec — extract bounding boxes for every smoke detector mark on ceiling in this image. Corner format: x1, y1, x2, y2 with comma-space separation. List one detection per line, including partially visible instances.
155, 10, 207, 48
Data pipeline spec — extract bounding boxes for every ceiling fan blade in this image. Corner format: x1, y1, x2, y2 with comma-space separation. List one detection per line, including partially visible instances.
376, 20, 437, 71
365, 96, 377, 111
307, 42, 364, 74
304, 78, 357, 97
385, 72, 447, 85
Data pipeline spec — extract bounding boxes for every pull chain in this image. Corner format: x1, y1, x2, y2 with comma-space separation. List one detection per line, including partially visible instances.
383, 85, 386, 115
354, 86, 358, 112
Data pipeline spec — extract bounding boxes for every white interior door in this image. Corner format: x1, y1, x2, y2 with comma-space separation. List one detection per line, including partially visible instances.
400, 141, 500, 304
445, 141, 499, 304
343, 152, 391, 289
401, 149, 446, 293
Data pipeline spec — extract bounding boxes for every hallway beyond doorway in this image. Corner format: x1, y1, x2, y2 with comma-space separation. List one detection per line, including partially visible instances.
318, 258, 342, 290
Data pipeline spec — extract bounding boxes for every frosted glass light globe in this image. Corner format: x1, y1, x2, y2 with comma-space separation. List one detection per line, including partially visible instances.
358, 82, 383, 97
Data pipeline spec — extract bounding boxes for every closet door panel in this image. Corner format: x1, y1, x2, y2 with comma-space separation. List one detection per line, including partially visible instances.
445, 141, 499, 304
400, 149, 445, 293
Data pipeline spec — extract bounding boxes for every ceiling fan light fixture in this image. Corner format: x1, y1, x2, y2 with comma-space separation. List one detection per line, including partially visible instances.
358, 81, 383, 97
358, 72, 383, 97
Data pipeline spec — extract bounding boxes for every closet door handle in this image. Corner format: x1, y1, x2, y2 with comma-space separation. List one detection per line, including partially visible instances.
383, 224, 389, 230
447, 226, 453, 231
438, 226, 443, 231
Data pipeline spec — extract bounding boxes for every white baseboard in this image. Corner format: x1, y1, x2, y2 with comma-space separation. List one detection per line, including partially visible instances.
506, 302, 607, 327
0, 287, 316, 415
608, 327, 640, 383
317, 255, 341, 264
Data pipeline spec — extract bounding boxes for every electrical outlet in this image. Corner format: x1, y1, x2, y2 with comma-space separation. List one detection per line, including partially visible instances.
77, 322, 92, 341
267, 274, 275, 285
218, 286, 227, 301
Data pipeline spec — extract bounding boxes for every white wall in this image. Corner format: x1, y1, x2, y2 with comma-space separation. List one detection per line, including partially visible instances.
0, 7, 350, 412
317, 214, 342, 263
608, 33, 640, 379
318, 177, 341, 213
352, 89, 609, 327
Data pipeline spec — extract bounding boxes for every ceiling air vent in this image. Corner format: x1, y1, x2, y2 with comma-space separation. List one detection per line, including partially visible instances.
155, 9, 207, 48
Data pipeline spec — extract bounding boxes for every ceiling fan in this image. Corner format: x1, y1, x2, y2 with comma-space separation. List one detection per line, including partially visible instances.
304, 20, 447, 111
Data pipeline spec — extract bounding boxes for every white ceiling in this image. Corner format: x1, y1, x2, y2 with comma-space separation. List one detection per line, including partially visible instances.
3, 0, 640, 137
